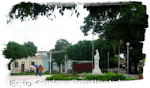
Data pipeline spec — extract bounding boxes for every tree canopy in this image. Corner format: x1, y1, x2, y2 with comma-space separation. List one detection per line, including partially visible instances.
3, 41, 37, 70
80, 2, 147, 73
80, 2, 147, 36
55, 38, 71, 51
3, 41, 28, 59
7, 2, 145, 24
7, 2, 79, 23
66, 39, 118, 68
23, 41, 37, 57
66, 40, 92, 61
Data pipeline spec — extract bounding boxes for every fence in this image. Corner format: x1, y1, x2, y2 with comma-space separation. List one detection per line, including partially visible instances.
72, 62, 94, 73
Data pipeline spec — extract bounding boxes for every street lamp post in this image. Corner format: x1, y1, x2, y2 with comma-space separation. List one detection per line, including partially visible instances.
65, 54, 67, 74
92, 29, 94, 70
49, 50, 52, 74
126, 42, 130, 78
107, 52, 109, 70
118, 53, 120, 72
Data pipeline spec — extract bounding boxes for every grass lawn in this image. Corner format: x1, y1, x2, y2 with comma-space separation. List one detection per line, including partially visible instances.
10, 72, 71, 75
11, 73, 36, 75
45, 72, 137, 81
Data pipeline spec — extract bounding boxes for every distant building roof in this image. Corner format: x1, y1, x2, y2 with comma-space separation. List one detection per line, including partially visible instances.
37, 51, 64, 53
36, 51, 64, 56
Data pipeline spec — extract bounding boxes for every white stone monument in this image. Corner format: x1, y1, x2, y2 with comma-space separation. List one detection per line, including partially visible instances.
92, 49, 102, 75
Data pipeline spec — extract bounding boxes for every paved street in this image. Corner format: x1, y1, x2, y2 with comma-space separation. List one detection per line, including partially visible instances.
7, 75, 51, 81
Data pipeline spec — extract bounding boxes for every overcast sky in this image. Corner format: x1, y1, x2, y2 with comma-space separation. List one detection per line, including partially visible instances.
0, 0, 149, 53
2, 5, 99, 51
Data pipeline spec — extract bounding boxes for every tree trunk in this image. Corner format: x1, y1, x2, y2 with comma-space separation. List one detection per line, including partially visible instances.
59, 64, 61, 73
114, 41, 116, 57
8, 59, 14, 70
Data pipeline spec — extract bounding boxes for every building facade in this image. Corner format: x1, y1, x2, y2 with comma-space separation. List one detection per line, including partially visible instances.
11, 51, 91, 73
11, 55, 42, 73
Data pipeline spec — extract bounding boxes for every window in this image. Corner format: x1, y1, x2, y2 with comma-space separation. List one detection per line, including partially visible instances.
31, 62, 35, 65
15, 62, 18, 67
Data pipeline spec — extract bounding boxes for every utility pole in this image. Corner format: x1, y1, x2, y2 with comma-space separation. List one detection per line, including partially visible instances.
65, 54, 67, 74
49, 50, 51, 74
126, 42, 130, 78
107, 52, 109, 70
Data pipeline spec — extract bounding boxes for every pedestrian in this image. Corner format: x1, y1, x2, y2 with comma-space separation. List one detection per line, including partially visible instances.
39, 65, 43, 76
36, 65, 41, 76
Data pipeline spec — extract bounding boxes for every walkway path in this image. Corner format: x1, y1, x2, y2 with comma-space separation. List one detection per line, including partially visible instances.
6, 75, 51, 87
5, 72, 139, 87
108, 68, 139, 78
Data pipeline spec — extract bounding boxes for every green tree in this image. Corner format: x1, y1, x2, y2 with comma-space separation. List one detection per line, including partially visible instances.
81, 3, 147, 73
66, 40, 92, 61
55, 39, 71, 51
7, 2, 79, 24
7, 2, 143, 24
95, 39, 117, 68
24, 41, 37, 56
3, 41, 37, 70
66, 39, 117, 69
52, 39, 71, 73
52, 51, 65, 73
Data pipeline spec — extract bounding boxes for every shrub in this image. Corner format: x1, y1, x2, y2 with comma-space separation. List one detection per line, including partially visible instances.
101, 69, 108, 73
10, 73, 35, 75
45, 72, 128, 81
104, 72, 127, 81
26, 73, 36, 75
44, 70, 58, 74
84, 74, 104, 80
84, 72, 127, 81
72, 71, 79, 77
70, 76, 82, 80
83, 71, 87, 76
45, 74, 82, 80
138, 73, 143, 79
46, 74, 70, 80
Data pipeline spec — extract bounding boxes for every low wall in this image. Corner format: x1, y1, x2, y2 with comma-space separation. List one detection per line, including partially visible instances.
73, 62, 94, 73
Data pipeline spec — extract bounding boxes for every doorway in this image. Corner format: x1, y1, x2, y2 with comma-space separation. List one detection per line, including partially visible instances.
21, 64, 24, 73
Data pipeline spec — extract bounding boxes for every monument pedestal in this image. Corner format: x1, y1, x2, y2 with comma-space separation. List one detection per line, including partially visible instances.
92, 59, 102, 75
92, 49, 102, 75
